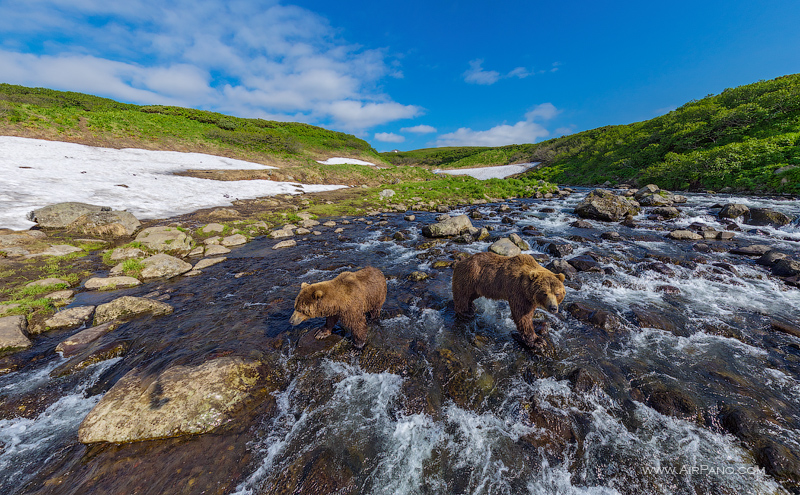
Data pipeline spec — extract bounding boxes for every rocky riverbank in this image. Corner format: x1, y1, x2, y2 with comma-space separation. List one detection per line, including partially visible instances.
1, 184, 799, 494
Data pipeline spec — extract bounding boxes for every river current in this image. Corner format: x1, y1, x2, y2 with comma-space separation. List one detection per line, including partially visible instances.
1, 190, 799, 494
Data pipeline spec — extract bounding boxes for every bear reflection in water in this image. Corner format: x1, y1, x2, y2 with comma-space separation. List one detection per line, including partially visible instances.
290, 266, 387, 349
453, 252, 566, 351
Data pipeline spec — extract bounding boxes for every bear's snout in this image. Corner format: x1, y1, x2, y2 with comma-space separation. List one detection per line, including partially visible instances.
290, 311, 309, 326
547, 302, 560, 313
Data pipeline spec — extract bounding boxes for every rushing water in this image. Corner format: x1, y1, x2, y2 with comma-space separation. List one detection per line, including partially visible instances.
1, 190, 799, 494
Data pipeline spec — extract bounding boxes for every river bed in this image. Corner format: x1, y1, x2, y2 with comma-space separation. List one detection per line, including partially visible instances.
1, 190, 799, 494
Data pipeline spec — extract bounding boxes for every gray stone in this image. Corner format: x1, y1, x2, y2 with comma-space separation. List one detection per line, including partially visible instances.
772, 259, 800, 277
0, 315, 31, 350
574, 189, 640, 221
322, 221, 336, 227
135, 226, 193, 255
667, 230, 702, 241
270, 229, 293, 239
29, 202, 109, 228
404, 215, 416, 221
746, 208, 795, 227
730, 244, 773, 256
545, 259, 578, 280
78, 357, 263, 443
295, 228, 311, 235
140, 253, 193, 280
204, 245, 231, 256
84, 276, 141, 290
221, 234, 247, 247
202, 223, 225, 234
203, 236, 221, 245
421, 215, 474, 238
55, 322, 117, 357
109, 247, 145, 261
300, 219, 320, 228
757, 251, 787, 266
94, 296, 174, 325
25, 277, 69, 288
43, 306, 95, 332
188, 246, 205, 257
194, 257, 227, 270
25, 244, 83, 258
68, 211, 140, 237
0, 303, 22, 316
634, 184, 660, 199
652, 206, 680, 218
273, 240, 297, 250
638, 193, 673, 206
719, 204, 750, 219
509, 233, 530, 251
45, 290, 75, 302
489, 238, 522, 257
379, 189, 396, 199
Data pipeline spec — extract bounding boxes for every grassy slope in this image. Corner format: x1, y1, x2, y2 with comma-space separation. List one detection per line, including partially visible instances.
383, 74, 800, 194
0, 83, 557, 207
0, 83, 385, 167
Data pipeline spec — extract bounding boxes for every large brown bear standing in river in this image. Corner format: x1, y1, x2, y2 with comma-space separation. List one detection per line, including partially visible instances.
452, 252, 566, 348
290, 267, 387, 348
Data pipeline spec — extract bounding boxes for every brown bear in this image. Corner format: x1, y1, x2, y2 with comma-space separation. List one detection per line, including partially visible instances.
452, 252, 566, 348
290, 267, 387, 348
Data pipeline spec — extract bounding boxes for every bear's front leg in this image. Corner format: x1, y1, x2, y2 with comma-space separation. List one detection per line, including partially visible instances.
510, 301, 539, 347
345, 314, 369, 349
314, 315, 339, 340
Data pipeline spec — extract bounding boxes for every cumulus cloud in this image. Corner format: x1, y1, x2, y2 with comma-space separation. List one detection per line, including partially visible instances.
400, 124, 437, 133
0, 0, 419, 130
435, 103, 559, 147
463, 59, 500, 85
374, 132, 405, 143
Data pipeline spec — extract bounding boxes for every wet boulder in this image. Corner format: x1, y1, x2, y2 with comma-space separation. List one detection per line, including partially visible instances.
0, 315, 31, 351
772, 258, 800, 277
545, 259, 578, 281
718, 203, 749, 219
509, 233, 530, 250
421, 215, 474, 238
221, 234, 247, 247
757, 251, 787, 266
94, 296, 173, 324
84, 276, 141, 290
78, 357, 265, 443
730, 244, 773, 256
652, 206, 680, 219
574, 189, 640, 222
135, 226, 193, 255
544, 241, 574, 258
55, 321, 118, 357
566, 302, 621, 333
266, 446, 355, 495
109, 247, 145, 261
570, 220, 593, 229
567, 255, 602, 272
666, 230, 702, 241
634, 184, 675, 206
630, 305, 683, 335
746, 207, 795, 227
635, 381, 699, 419
489, 238, 522, 257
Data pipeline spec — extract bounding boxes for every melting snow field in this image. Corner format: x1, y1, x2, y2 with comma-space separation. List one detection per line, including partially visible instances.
316, 157, 377, 166
0, 136, 347, 230
434, 162, 539, 180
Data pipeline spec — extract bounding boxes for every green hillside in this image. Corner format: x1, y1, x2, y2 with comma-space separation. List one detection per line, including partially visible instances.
383, 74, 800, 194
0, 83, 384, 166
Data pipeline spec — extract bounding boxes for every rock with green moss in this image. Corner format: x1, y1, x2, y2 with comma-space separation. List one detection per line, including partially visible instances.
421, 215, 474, 238
139, 253, 193, 280
575, 189, 640, 222
77, 357, 264, 443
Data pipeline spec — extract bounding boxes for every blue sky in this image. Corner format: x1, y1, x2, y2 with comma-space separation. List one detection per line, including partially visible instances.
1, 0, 799, 152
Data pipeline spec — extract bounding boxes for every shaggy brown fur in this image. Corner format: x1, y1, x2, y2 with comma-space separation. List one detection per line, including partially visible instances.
290, 267, 387, 348
452, 252, 566, 348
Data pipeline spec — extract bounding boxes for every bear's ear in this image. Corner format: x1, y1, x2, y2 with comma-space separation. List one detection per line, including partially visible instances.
301, 282, 309, 288
557, 273, 566, 282
313, 289, 324, 299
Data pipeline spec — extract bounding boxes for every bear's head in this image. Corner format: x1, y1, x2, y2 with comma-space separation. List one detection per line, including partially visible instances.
290, 282, 326, 325
532, 271, 566, 313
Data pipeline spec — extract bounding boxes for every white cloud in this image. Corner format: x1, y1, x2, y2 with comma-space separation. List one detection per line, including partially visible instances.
463, 59, 500, 85
400, 124, 437, 134
0, 0, 419, 130
508, 67, 530, 79
435, 103, 559, 147
374, 132, 405, 143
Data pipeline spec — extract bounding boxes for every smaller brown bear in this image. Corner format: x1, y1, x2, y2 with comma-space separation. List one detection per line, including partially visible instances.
290, 267, 387, 348
452, 252, 566, 349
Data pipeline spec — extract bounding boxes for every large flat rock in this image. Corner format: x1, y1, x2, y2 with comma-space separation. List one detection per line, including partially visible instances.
94, 296, 173, 324
78, 357, 263, 443
0, 315, 31, 350
135, 226, 193, 255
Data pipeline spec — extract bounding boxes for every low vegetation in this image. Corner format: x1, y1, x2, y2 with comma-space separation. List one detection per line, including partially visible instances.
383, 73, 800, 194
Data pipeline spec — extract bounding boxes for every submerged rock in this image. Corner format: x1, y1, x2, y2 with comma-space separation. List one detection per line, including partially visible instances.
574, 189, 640, 221
78, 357, 264, 443
41, 306, 95, 332
55, 322, 118, 357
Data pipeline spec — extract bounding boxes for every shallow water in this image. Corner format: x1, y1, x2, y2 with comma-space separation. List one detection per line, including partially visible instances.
1, 190, 799, 494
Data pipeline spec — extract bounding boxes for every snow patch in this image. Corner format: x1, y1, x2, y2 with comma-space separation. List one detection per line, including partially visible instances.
0, 136, 347, 230
316, 157, 376, 166
434, 162, 538, 180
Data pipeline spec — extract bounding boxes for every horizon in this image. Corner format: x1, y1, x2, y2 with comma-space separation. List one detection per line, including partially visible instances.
1, 0, 798, 152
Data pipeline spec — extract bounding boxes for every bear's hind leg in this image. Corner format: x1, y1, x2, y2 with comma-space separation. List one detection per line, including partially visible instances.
347, 314, 369, 349
454, 290, 477, 316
